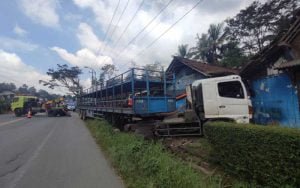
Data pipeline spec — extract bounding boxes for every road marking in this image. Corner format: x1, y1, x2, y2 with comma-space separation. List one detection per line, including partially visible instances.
0, 118, 26, 127
9, 124, 57, 188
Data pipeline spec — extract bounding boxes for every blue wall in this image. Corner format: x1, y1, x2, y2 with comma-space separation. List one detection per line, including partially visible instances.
175, 67, 206, 91
251, 73, 300, 127
173, 66, 206, 112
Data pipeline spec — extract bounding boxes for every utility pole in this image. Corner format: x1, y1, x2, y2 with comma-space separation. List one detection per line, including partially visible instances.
84, 66, 97, 86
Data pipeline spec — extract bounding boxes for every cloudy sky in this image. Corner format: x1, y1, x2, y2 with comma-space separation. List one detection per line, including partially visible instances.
0, 0, 256, 94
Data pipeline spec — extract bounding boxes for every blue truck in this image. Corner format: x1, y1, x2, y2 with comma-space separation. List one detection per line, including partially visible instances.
77, 68, 184, 135
77, 68, 250, 136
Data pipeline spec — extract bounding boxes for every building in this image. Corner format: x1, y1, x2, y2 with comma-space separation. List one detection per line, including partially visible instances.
240, 10, 300, 127
0, 91, 15, 101
166, 56, 237, 111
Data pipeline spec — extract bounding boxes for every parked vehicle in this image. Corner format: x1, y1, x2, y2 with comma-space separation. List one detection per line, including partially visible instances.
77, 68, 250, 136
11, 96, 44, 117
44, 97, 70, 117
66, 103, 76, 111
189, 75, 251, 124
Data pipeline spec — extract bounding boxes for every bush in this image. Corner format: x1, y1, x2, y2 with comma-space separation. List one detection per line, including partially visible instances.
0, 99, 10, 114
204, 122, 300, 187
87, 120, 218, 188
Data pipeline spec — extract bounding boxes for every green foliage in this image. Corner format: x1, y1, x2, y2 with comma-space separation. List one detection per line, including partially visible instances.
176, 44, 189, 58
0, 82, 16, 92
185, 0, 299, 68
87, 120, 217, 188
0, 99, 10, 114
190, 23, 225, 64
204, 122, 300, 187
220, 41, 249, 68
226, 0, 300, 54
40, 64, 82, 96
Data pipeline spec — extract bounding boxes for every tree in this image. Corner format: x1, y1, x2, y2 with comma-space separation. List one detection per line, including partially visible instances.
226, 0, 300, 55
18, 84, 29, 94
176, 44, 189, 58
99, 64, 118, 87
190, 23, 226, 64
142, 61, 163, 79
28, 86, 37, 96
220, 41, 249, 68
40, 64, 82, 96
0, 83, 16, 92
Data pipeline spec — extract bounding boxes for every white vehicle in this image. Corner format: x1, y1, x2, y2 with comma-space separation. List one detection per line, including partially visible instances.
189, 75, 251, 123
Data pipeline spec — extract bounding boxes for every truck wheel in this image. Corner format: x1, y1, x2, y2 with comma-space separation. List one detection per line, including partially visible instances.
58, 110, 66, 116
82, 111, 86, 120
47, 110, 54, 117
79, 110, 83, 119
14, 108, 23, 117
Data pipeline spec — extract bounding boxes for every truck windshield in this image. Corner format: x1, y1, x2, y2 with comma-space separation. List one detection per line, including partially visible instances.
218, 81, 244, 99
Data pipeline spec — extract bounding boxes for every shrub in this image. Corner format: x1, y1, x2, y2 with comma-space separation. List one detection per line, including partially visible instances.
204, 122, 300, 187
0, 99, 10, 114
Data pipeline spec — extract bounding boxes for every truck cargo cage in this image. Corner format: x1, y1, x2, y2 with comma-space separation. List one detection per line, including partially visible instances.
78, 68, 176, 118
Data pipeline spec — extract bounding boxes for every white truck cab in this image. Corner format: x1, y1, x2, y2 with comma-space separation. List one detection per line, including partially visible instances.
189, 75, 251, 123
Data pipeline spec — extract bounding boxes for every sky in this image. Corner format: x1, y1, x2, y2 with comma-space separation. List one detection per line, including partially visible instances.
0, 0, 256, 95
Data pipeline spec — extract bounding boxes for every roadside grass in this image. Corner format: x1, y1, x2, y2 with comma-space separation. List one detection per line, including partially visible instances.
86, 119, 222, 188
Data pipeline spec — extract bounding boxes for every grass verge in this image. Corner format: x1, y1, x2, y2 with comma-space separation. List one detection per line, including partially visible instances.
86, 119, 221, 188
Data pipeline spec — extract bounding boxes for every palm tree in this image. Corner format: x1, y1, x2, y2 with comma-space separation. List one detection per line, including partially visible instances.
190, 23, 226, 64
176, 44, 189, 58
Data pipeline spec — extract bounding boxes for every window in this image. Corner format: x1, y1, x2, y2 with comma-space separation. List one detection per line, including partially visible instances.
218, 81, 244, 99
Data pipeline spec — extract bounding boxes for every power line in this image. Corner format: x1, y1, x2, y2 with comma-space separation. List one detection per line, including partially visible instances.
98, 0, 130, 66
137, 20, 161, 44
111, 0, 146, 49
136, 0, 204, 58
98, 0, 145, 66
117, 0, 175, 56
108, 0, 130, 41
96, 0, 121, 56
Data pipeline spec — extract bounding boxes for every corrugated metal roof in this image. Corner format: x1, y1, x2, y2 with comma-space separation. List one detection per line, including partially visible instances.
276, 59, 300, 69
167, 56, 238, 76
240, 9, 300, 77
0, 91, 15, 96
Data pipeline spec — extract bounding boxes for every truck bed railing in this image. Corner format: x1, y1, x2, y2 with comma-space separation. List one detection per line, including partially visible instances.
81, 68, 175, 96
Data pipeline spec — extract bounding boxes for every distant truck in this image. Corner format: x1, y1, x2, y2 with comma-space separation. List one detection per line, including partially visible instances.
11, 96, 44, 117
11, 96, 70, 117
44, 97, 70, 117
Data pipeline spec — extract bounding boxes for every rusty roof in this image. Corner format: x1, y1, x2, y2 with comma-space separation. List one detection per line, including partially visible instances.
166, 56, 238, 76
275, 59, 300, 69
240, 9, 300, 77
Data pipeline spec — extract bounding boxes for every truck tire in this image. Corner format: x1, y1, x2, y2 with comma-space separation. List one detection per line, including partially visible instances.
58, 109, 66, 116
79, 110, 83, 119
14, 108, 23, 117
82, 110, 86, 120
47, 110, 54, 117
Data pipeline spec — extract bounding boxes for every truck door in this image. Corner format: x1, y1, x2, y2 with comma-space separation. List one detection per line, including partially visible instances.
202, 82, 219, 118
217, 80, 249, 120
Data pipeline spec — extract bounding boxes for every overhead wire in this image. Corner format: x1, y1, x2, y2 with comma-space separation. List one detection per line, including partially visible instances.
137, 20, 161, 44
97, 0, 131, 66
96, 0, 121, 56
97, 0, 145, 67
117, 0, 175, 57
135, 0, 204, 58
108, 0, 130, 42
111, 0, 146, 49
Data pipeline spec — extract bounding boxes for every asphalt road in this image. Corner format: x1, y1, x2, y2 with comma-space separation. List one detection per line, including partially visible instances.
0, 113, 123, 188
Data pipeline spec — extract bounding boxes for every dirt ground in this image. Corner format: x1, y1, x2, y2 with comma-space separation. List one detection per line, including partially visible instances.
162, 137, 215, 175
